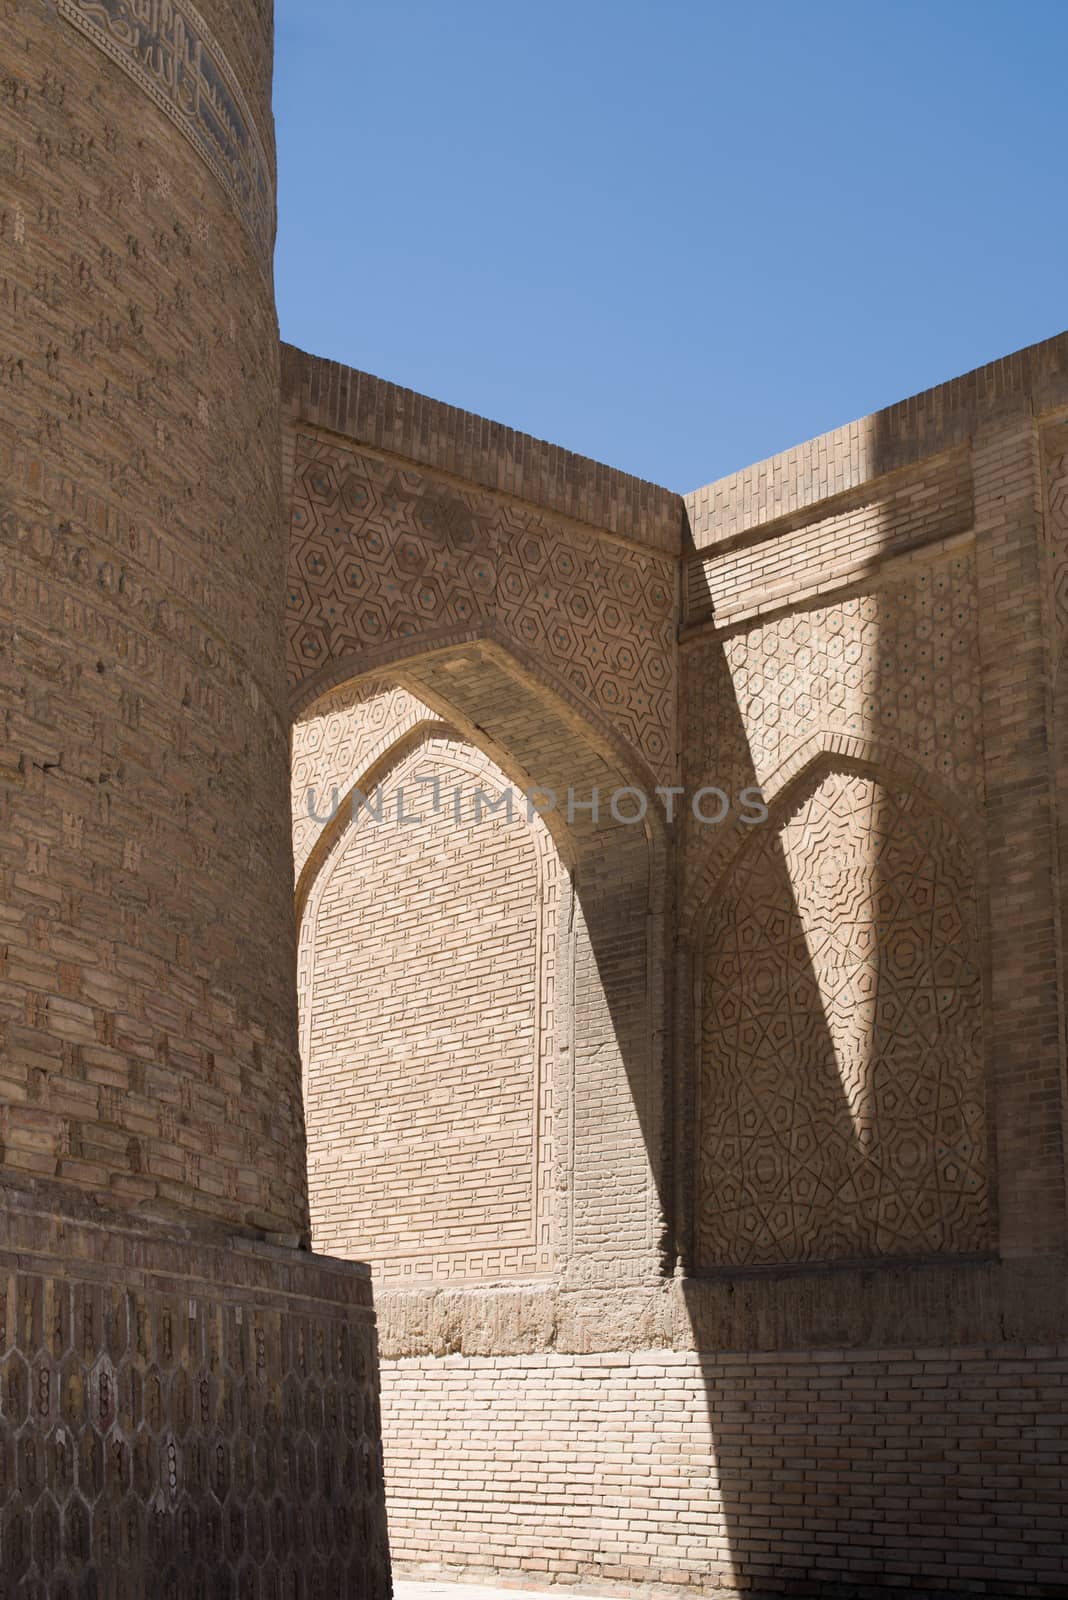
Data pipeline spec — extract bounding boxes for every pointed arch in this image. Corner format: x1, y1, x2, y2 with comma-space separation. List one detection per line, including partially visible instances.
681, 730, 985, 944
289, 636, 674, 1288
690, 748, 991, 1271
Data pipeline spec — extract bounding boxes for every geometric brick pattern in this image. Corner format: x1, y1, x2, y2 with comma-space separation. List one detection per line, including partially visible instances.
291, 679, 439, 881
699, 768, 988, 1266
705, 553, 980, 798
0, 2, 391, 1590
682, 552, 982, 913
8, 6, 1068, 1592
286, 434, 676, 777
298, 732, 559, 1282
289, 634, 669, 1290
0, 1266, 389, 1600
0, 7, 305, 1237
57, 0, 274, 276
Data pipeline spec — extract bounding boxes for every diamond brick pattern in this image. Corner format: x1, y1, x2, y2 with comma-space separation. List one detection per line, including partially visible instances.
291, 680, 438, 881
6, 0, 1068, 1585
682, 555, 981, 920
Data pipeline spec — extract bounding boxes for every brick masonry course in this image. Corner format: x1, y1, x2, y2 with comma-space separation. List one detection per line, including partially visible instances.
2, 2, 1068, 1594
287, 333, 1068, 1596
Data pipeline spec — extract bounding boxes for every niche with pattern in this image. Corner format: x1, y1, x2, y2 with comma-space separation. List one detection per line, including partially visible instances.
295, 685, 560, 1283
697, 765, 989, 1267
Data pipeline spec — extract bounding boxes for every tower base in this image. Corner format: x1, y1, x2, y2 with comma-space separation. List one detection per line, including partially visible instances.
0, 1181, 391, 1598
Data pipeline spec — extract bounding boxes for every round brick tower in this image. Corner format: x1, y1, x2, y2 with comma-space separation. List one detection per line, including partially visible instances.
0, 0, 305, 1235
0, 6, 389, 1592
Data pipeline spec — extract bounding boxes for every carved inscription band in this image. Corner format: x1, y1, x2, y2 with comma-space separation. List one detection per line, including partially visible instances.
58, 0, 274, 273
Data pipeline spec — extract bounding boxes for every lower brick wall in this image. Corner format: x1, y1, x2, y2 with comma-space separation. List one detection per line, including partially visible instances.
0, 1183, 391, 1599
380, 1346, 1068, 1596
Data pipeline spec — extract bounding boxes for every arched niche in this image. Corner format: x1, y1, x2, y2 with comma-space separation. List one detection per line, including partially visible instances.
290, 638, 673, 1289
694, 755, 990, 1270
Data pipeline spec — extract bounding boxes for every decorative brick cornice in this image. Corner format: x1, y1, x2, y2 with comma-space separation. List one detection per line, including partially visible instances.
281, 344, 687, 556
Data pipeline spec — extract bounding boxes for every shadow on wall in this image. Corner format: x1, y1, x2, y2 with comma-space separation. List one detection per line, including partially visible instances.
1059, 640, 1068, 1026
284, 382, 1068, 1593
678, 405, 1002, 1594
294, 714, 562, 1278
291, 635, 675, 1289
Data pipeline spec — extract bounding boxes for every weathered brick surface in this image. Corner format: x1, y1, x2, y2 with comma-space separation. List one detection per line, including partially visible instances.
290, 651, 671, 1291
971, 416, 1065, 1260
286, 428, 679, 780
684, 448, 973, 627
1040, 424, 1068, 1129
281, 346, 685, 557
685, 332, 1068, 549
0, 1182, 390, 1599
290, 679, 437, 880
4, 4, 1068, 1590
0, 0, 302, 1233
0, 4, 390, 1593
300, 727, 559, 1281
698, 767, 988, 1266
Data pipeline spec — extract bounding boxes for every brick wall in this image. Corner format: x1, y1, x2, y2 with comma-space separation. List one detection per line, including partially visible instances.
291, 679, 439, 881
0, 0, 304, 1233
677, 360, 1068, 1283
300, 729, 559, 1281
285, 426, 679, 782
381, 1345, 1068, 1596
684, 449, 973, 628
0, 1181, 390, 1597
698, 766, 989, 1268
280, 346, 684, 557
1040, 424, 1068, 1226
0, 4, 391, 1591
288, 334, 1068, 1596
284, 359, 675, 1295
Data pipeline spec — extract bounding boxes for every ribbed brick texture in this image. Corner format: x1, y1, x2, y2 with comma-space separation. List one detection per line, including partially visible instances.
0, 5, 391, 1593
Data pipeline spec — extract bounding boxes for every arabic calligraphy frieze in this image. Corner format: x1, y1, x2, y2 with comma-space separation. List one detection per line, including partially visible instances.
58, 0, 274, 274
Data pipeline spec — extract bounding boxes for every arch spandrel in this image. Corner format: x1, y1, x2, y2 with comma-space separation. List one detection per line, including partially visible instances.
285, 429, 678, 786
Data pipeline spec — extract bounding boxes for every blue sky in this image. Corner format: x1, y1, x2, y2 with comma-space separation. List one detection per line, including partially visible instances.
274, 0, 1066, 493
